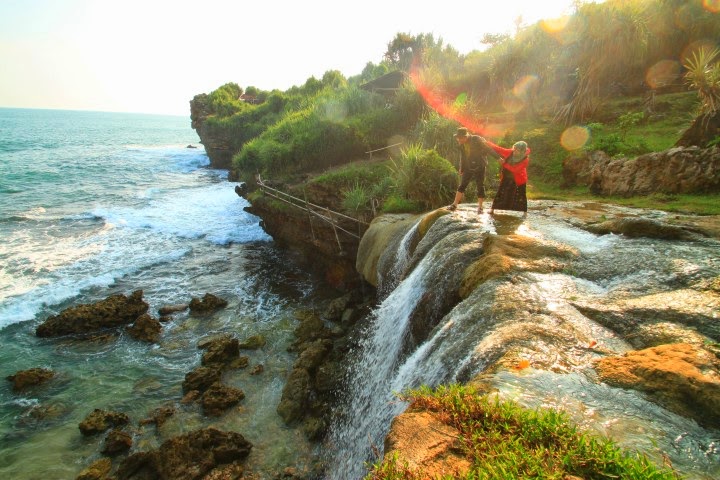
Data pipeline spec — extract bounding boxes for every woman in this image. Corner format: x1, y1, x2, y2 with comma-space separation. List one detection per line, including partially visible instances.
487, 140, 530, 216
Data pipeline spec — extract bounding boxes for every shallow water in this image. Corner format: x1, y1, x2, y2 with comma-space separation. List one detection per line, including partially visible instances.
0, 108, 326, 478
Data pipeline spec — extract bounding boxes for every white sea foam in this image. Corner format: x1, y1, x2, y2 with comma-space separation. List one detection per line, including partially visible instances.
92, 181, 270, 245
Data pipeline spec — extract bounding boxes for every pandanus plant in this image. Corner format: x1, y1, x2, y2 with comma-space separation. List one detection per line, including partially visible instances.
683, 46, 720, 115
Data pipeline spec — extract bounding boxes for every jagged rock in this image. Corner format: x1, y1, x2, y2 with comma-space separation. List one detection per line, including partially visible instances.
277, 368, 311, 425
36, 290, 149, 337
322, 293, 353, 322
594, 343, 720, 428
79, 409, 130, 436
294, 339, 332, 371
139, 405, 176, 428
383, 411, 471, 478
76, 458, 112, 480
200, 335, 240, 366
115, 427, 252, 480
201, 382, 245, 416
562, 146, 720, 196
189, 293, 228, 314
234, 183, 248, 198
157, 303, 188, 315
250, 364, 264, 375
126, 314, 162, 343
238, 334, 266, 350
102, 428, 133, 455
6, 367, 55, 392
291, 310, 332, 349
182, 366, 222, 394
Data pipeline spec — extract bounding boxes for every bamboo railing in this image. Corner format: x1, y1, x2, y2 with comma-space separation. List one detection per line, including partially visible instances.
255, 175, 370, 252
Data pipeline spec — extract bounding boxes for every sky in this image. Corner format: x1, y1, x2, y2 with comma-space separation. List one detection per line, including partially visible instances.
0, 0, 585, 117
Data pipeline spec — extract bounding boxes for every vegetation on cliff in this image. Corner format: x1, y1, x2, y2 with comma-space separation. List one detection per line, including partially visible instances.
191, 0, 719, 216
366, 385, 680, 479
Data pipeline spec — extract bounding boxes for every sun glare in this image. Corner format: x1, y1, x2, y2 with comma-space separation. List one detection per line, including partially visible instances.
560, 126, 590, 151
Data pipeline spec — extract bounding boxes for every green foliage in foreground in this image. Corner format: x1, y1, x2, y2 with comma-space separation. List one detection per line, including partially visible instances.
388, 144, 457, 211
366, 385, 680, 480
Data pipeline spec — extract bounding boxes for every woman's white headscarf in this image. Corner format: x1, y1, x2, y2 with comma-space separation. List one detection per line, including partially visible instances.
510, 141, 528, 163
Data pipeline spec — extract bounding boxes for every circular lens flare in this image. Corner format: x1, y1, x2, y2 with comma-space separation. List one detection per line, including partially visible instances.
703, 0, 720, 13
561, 125, 590, 151
645, 60, 681, 89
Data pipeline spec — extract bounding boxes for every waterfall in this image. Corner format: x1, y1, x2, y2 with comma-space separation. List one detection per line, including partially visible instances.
325, 207, 720, 480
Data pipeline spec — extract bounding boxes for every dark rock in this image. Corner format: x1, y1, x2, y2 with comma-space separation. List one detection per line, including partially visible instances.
277, 368, 311, 424
157, 303, 188, 315
126, 314, 162, 343
234, 183, 248, 198
79, 409, 130, 436
182, 366, 221, 394
250, 364, 264, 375
6, 367, 55, 392
200, 335, 240, 367
102, 428, 133, 455
189, 293, 228, 314
294, 340, 332, 371
115, 427, 252, 480
238, 334, 266, 350
76, 457, 112, 480
302, 417, 328, 441
186, 144, 198, 149
139, 404, 176, 427
36, 290, 148, 337
201, 382, 245, 416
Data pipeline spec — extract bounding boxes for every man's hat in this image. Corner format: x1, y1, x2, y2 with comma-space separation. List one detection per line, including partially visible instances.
454, 127, 469, 138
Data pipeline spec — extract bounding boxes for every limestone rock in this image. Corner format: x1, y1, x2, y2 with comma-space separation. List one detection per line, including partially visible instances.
76, 458, 112, 480
199, 335, 240, 367
126, 313, 162, 343
182, 366, 222, 394
201, 382, 245, 417
115, 427, 252, 480
277, 368, 311, 425
6, 367, 55, 392
102, 428, 132, 455
36, 290, 148, 337
189, 293, 228, 314
383, 411, 471, 478
594, 343, 720, 428
79, 409, 130, 436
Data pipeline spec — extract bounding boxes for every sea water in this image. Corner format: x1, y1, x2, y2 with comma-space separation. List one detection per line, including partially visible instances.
0, 108, 321, 478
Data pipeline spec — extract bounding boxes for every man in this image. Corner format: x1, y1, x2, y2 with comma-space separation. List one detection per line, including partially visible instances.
446, 127, 502, 213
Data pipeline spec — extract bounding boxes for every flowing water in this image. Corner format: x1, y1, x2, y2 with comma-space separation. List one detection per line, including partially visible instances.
0, 108, 326, 478
326, 208, 720, 479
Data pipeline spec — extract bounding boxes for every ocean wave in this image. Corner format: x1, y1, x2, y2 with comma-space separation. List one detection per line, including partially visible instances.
91, 182, 271, 245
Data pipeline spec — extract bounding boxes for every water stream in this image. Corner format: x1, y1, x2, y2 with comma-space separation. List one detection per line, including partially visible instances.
326, 207, 720, 479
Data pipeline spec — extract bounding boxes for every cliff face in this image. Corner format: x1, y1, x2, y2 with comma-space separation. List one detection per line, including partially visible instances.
189, 94, 234, 170
243, 180, 369, 292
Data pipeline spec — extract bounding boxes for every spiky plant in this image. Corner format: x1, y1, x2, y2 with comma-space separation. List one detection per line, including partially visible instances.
683, 46, 720, 115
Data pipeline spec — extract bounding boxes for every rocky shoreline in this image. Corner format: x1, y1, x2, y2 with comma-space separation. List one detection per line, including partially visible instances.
8, 286, 374, 479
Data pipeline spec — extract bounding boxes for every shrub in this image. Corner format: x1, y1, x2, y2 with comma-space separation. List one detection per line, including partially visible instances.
389, 144, 457, 210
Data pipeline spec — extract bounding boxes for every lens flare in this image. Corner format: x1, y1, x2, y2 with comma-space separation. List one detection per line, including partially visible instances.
409, 60, 505, 137
645, 60, 681, 89
512, 75, 540, 100
560, 125, 590, 151
541, 15, 570, 34
703, 0, 720, 13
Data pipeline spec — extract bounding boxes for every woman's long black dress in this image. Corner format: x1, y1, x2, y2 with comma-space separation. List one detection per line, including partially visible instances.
491, 169, 527, 212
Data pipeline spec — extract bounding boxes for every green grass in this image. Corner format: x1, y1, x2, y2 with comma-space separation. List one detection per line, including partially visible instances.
366, 385, 681, 480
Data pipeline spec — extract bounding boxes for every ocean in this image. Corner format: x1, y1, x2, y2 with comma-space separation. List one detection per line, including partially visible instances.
0, 108, 322, 478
